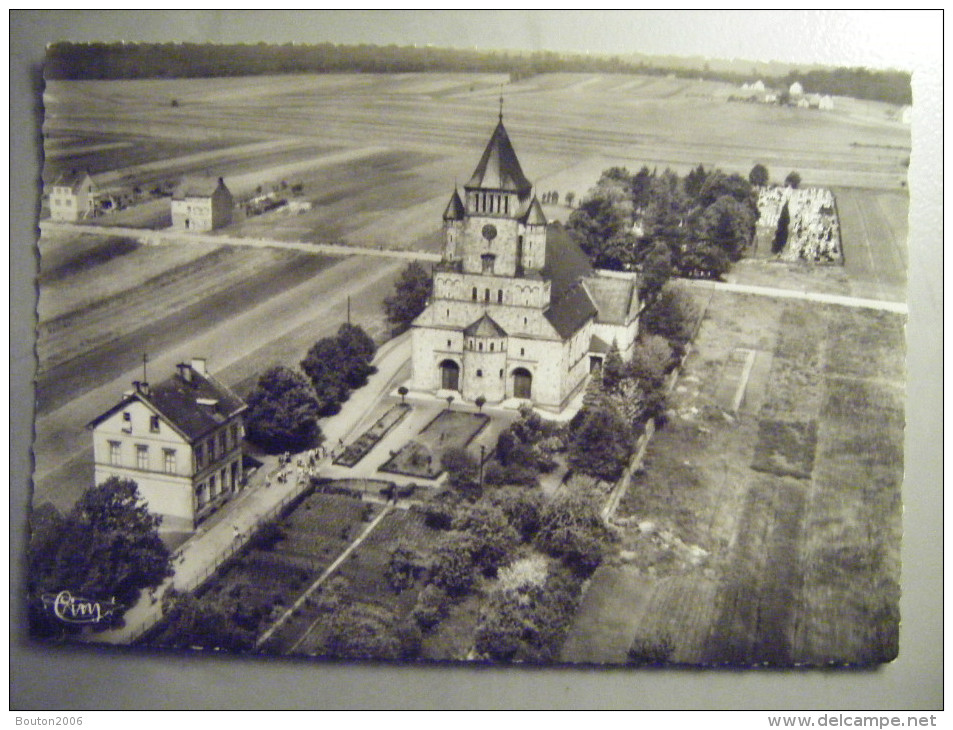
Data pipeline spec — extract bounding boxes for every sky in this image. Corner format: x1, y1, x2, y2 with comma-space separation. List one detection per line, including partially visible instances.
12, 10, 935, 72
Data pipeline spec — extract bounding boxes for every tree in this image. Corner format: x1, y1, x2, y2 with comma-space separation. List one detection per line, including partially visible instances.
28, 478, 172, 637
428, 535, 476, 596
784, 171, 802, 189
773, 201, 791, 254
300, 323, 377, 414
638, 242, 674, 308
451, 503, 519, 576
601, 340, 625, 391
474, 395, 486, 413
695, 194, 756, 263
567, 405, 633, 482
749, 163, 770, 187
535, 492, 614, 576
245, 366, 323, 453
397, 385, 408, 404
566, 191, 635, 270
564, 191, 575, 208
441, 447, 480, 495
640, 285, 699, 349
384, 261, 431, 334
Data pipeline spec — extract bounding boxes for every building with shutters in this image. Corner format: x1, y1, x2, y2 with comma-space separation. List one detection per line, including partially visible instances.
87, 358, 247, 534
410, 112, 640, 412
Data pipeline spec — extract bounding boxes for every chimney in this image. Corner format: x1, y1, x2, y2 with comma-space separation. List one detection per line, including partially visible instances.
191, 357, 207, 376
132, 380, 150, 396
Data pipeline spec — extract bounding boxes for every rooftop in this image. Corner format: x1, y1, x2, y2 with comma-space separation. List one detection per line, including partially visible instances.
465, 119, 532, 195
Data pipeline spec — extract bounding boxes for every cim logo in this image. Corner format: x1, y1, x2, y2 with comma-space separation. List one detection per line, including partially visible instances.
41, 591, 121, 625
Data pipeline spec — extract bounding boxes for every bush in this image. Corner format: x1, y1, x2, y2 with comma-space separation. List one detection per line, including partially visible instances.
386, 542, 426, 592
428, 535, 476, 596
488, 487, 544, 542
441, 447, 480, 495
474, 564, 584, 663
451, 503, 519, 576
411, 584, 451, 631
626, 634, 675, 666
536, 492, 615, 577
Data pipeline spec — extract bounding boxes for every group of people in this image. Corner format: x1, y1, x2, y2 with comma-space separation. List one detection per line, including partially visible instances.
758, 185, 842, 263
265, 444, 333, 489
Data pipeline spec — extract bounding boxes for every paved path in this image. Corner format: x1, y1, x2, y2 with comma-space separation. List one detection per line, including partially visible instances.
39, 220, 441, 263
680, 277, 907, 315
88, 333, 413, 645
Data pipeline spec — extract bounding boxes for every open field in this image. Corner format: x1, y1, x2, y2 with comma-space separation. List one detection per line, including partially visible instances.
563, 288, 904, 665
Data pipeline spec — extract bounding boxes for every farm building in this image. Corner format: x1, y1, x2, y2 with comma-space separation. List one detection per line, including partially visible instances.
87, 358, 247, 534
410, 113, 639, 412
47, 170, 98, 221
171, 176, 233, 231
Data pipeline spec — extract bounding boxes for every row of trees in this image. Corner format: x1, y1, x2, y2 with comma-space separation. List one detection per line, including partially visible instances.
44, 42, 912, 105
244, 323, 376, 453
566, 164, 760, 285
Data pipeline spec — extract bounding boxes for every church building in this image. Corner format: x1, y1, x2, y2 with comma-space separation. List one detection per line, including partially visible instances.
410, 112, 640, 413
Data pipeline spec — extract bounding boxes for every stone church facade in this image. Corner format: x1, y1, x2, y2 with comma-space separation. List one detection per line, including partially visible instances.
410, 114, 640, 412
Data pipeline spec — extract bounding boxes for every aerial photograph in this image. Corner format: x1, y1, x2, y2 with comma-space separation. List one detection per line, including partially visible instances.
16, 12, 934, 706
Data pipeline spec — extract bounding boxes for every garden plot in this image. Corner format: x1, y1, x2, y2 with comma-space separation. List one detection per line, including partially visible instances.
568, 291, 904, 666
379, 410, 490, 479
334, 403, 412, 468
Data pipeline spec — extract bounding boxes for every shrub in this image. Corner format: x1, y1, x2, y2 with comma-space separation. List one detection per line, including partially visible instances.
488, 487, 544, 542
441, 447, 480, 495
386, 542, 426, 593
411, 584, 451, 631
536, 492, 615, 577
428, 535, 476, 596
626, 634, 675, 666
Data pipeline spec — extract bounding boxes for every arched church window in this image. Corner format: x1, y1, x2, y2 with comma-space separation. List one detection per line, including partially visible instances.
479, 342, 483, 351
484, 288, 490, 303
497, 290, 503, 303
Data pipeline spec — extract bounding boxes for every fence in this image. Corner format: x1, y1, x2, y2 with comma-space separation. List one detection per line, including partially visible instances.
124, 476, 315, 644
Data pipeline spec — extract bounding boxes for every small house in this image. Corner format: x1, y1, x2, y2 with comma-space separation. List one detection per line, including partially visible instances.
171, 176, 233, 231
48, 171, 97, 221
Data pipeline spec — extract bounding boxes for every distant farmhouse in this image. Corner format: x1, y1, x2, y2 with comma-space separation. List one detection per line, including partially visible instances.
171, 176, 233, 231
87, 358, 247, 534
48, 170, 98, 221
410, 113, 639, 412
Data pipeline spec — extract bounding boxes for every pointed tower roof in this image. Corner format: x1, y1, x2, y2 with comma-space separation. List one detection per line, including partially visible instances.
519, 195, 547, 226
465, 120, 532, 195
442, 189, 466, 221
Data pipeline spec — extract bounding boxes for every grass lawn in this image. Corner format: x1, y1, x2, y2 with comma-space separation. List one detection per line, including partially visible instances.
379, 410, 490, 478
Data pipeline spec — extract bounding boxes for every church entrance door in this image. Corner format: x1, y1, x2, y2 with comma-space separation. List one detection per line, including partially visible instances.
512, 368, 532, 400
439, 360, 460, 391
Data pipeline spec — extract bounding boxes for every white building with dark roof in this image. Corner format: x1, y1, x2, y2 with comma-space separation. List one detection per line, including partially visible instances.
87, 358, 247, 534
410, 114, 639, 412
171, 176, 233, 231
48, 170, 97, 221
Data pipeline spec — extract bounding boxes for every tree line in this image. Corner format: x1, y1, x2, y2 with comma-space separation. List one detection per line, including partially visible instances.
44, 42, 910, 105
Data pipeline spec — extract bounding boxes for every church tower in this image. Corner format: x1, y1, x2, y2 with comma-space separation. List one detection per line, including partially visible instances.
410, 107, 612, 412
